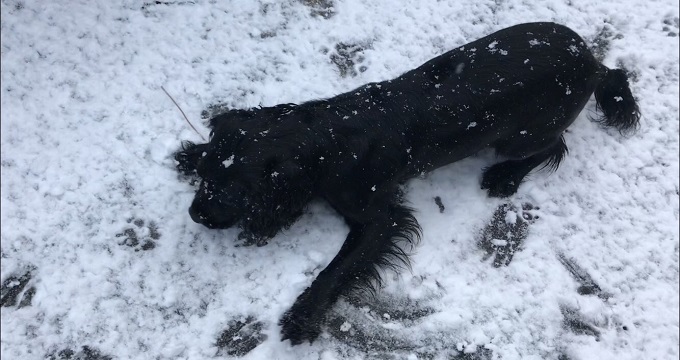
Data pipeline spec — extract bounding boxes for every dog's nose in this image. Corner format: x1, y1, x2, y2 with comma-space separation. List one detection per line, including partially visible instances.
188, 206, 203, 224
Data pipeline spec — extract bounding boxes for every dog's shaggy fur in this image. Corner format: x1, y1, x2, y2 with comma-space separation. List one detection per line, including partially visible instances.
174, 22, 640, 344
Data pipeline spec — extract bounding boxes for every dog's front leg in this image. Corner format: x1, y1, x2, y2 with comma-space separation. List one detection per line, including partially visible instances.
279, 203, 420, 344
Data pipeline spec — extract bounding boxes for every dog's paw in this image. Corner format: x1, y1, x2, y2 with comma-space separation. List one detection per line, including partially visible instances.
279, 290, 326, 345
280, 308, 323, 345
480, 164, 521, 198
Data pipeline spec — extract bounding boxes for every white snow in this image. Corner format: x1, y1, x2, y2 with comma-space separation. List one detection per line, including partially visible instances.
339, 322, 352, 332
1, 0, 678, 359
491, 239, 509, 246
222, 155, 235, 168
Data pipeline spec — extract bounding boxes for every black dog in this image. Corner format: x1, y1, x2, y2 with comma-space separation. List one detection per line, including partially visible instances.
174, 22, 640, 344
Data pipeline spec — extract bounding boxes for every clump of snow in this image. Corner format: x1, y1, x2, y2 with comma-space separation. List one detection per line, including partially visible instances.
339, 322, 352, 332
222, 155, 235, 168
491, 239, 509, 246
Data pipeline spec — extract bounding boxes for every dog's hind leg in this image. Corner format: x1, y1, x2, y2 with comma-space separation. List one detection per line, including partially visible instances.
482, 135, 568, 197
279, 197, 420, 344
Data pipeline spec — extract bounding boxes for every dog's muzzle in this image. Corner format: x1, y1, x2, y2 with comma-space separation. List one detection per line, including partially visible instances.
188, 205, 204, 224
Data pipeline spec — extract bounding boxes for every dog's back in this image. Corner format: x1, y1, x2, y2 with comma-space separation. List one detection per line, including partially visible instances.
361, 22, 602, 173
279, 23, 605, 195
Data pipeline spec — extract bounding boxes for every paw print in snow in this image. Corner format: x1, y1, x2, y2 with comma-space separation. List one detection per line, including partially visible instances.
478, 203, 539, 267
1, 267, 36, 308
116, 218, 161, 251
328, 42, 369, 78
216, 316, 267, 357
663, 16, 679, 37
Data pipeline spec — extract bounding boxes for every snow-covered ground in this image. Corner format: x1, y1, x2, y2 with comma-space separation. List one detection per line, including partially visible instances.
1, 0, 678, 359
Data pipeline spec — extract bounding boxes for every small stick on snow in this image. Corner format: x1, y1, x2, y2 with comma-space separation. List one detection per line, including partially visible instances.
161, 86, 206, 141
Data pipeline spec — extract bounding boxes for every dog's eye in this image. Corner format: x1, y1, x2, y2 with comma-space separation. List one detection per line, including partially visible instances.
209, 131, 215, 141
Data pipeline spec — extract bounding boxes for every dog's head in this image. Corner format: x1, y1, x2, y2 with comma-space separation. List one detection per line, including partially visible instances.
181, 105, 317, 236
188, 133, 249, 229
189, 167, 246, 229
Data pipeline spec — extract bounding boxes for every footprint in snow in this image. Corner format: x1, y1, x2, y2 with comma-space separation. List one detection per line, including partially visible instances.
216, 316, 267, 357
1, 266, 36, 308
47, 346, 112, 360
478, 202, 538, 267
115, 217, 161, 251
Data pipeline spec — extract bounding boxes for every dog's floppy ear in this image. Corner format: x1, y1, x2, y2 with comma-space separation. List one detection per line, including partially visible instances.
174, 141, 209, 176
242, 156, 316, 239
208, 109, 253, 131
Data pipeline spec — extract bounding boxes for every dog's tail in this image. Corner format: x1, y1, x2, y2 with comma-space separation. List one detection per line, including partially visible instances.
593, 67, 641, 134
